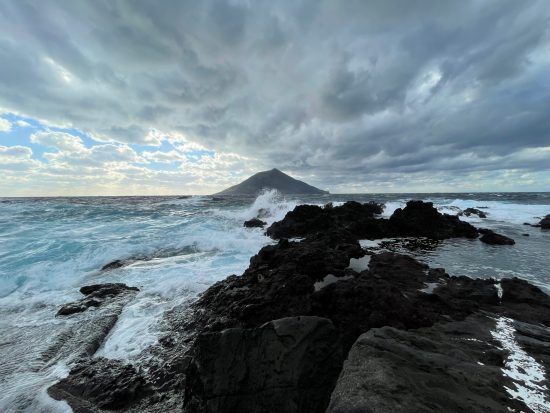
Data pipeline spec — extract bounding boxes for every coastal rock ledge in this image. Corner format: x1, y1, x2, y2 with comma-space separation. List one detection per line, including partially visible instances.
48, 201, 550, 413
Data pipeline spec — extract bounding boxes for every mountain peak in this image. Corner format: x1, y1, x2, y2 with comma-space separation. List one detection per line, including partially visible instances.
214, 169, 328, 196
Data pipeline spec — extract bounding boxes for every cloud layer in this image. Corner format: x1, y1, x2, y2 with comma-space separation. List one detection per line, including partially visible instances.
0, 0, 549, 195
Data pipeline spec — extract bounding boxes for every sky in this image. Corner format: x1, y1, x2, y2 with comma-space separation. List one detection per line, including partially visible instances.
0, 0, 549, 196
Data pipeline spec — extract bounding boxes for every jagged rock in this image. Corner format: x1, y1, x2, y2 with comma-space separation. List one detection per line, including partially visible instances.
243, 218, 266, 228
183, 316, 342, 413
539, 214, 550, 229
388, 200, 479, 240
57, 283, 139, 316
48, 357, 152, 412
101, 259, 129, 270
459, 207, 487, 218
480, 231, 515, 245
327, 314, 529, 413
193, 230, 363, 331
266, 201, 384, 239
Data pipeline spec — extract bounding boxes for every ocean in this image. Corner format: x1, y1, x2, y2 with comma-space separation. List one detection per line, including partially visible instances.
0, 191, 549, 412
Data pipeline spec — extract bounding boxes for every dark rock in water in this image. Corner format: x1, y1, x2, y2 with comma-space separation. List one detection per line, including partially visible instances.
184, 316, 342, 413
266, 201, 384, 239
459, 207, 488, 218
327, 314, 527, 413
267, 200, 478, 241
57, 283, 139, 316
389, 200, 479, 240
540, 214, 550, 229
193, 230, 363, 332
480, 231, 515, 245
523, 233, 530, 236
48, 357, 152, 411
101, 259, 129, 270
214, 168, 328, 196
243, 218, 266, 228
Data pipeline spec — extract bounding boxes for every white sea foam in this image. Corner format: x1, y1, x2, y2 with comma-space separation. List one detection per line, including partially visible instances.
491, 317, 550, 413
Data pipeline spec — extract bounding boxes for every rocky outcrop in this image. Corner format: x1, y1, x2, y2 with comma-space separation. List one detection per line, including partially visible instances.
459, 207, 488, 218
48, 357, 152, 412
47, 199, 550, 413
243, 218, 266, 228
327, 315, 528, 413
183, 317, 342, 413
266, 201, 384, 239
480, 230, 515, 245
540, 214, 550, 229
266, 200, 478, 240
388, 200, 479, 240
57, 283, 139, 316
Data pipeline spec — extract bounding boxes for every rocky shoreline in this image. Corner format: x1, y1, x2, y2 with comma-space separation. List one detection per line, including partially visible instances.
48, 201, 550, 412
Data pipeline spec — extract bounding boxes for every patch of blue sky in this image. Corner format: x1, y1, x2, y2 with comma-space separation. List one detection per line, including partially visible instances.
0, 112, 99, 161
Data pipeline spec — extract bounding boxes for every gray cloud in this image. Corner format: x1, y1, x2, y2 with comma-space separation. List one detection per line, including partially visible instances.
0, 0, 549, 191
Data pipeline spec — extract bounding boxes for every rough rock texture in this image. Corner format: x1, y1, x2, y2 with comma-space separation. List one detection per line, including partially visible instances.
57, 283, 139, 316
266, 200, 478, 240
183, 317, 342, 413
47, 199, 550, 413
388, 200, 479, 240
266, 201, 384, 239
459, 207, 488, 218
192, 230, 363, 332
480, 230, 516, 245
243, 218, 266, 228
540, 214, 550, 229
327, 315, 528, 413
48, 357, 152, 412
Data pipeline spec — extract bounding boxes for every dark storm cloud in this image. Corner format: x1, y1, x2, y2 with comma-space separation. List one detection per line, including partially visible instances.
0, 0, 549, 190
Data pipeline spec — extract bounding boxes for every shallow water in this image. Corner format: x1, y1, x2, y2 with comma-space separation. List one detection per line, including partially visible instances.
0, 191, 548, 411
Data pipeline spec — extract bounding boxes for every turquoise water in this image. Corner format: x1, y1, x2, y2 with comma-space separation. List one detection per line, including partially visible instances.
0, 191, 548, 411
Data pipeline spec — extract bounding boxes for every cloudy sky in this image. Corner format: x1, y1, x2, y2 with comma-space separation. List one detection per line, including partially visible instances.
1, 0, 549, 196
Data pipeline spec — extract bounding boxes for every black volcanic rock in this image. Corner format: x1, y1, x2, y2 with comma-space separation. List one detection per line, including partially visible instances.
243, 218, 266, 228
389, 200, 479, 240
540, 214, 550, 229
267, 200, 478, 241
183, 316, 342, 413
480, 231, 515, 245
48, 357, 152, 411
327, 315, 527, 413
266, 201, 385, 239
57, 283, 139, 316
459, 207, 487, 218
214, 168, 328, 196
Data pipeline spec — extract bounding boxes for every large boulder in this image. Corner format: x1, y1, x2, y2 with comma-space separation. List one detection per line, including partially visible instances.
266, 201, 384, 239
480, 231, 515, 245
539, 214, 550, 229
389, 200, 479, 239
327, 315, 531, 413
184, 316, 343, 413
57, 283, 139, 316
243, 218, 266, 228
48, 357, 152, 412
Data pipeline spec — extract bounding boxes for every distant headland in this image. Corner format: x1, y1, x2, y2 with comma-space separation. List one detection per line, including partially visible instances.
214, 168, 329, 195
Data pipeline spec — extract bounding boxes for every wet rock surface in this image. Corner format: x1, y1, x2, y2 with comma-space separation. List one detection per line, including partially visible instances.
459, 207, 488, 218
183, 316, 342, 413
57, 283, 139, 316
266, 200, 478, 240
480, 230, 516, 245
540, 214, 550, 229
48, 199, 550, 413
327, 315, 528, 413
48, 357, 152, 412
243, 217, 266, 228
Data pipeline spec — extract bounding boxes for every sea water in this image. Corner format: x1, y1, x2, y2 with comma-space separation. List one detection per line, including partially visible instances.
0, 191, 549, 412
